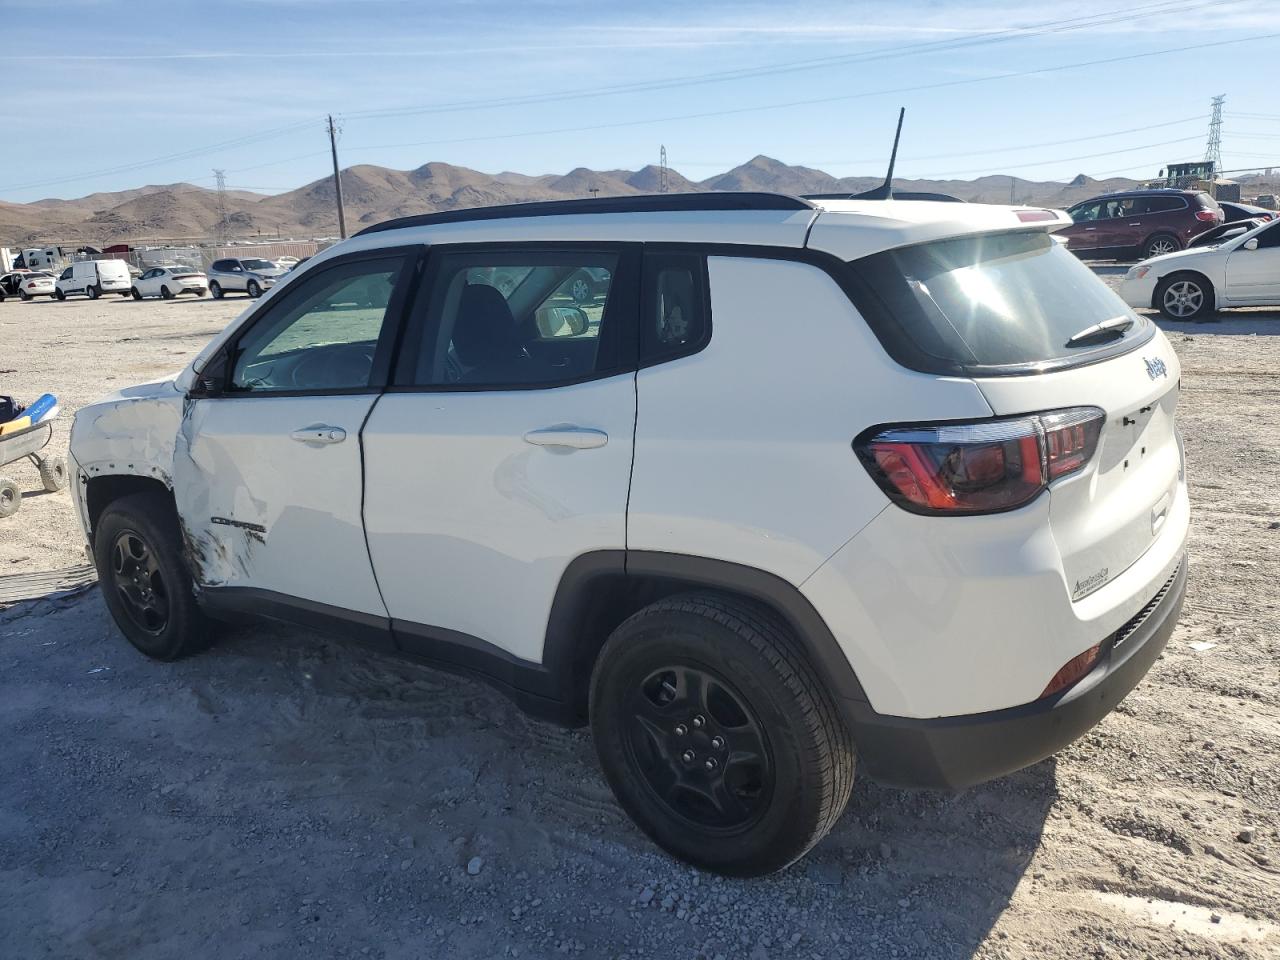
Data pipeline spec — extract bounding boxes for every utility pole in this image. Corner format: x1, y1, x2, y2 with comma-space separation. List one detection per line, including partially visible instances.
1204, 94, 1224, 177
1009, 175, 1015, 204
327, 114, 348, 239
659, 145, 669, 193
212, 169, 229, 245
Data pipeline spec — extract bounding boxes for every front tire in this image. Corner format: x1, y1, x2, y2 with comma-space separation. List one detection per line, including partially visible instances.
87, 284, 100, 300
210, 281, 223, 299
161, 285, 174, 300
55, 289, 66, 301
246, 279, 262, 298
131, 287, 143, 300
37, 456, 68, 492
93, 491, 211, 660
590, 594, 855, 876
1157, 273, 1215, 321
0, 477, 20, 518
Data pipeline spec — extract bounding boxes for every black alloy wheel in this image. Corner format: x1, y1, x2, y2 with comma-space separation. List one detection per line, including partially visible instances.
627, 663, 773, 832
108, 529, 170, 635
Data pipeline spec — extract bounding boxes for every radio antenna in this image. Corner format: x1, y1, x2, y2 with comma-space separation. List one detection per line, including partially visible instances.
852, 107, 905, 201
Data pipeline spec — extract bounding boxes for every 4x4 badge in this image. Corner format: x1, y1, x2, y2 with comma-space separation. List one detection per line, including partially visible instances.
1144, 356, 1168, 380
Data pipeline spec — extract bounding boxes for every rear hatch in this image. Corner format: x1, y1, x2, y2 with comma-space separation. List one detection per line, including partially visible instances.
846, 228, 1182, 598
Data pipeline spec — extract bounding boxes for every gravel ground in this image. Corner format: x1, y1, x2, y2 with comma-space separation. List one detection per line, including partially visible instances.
1, 283, 1278, 959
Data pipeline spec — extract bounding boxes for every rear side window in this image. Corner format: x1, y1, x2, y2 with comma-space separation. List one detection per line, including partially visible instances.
1134, 196, 1186, 214
640, 252, 709, 364
1194, 192, 1221, 212
851, 231, 1150, 374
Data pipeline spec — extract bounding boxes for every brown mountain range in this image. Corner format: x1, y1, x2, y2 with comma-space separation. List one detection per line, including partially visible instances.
0, 156, 1207, 246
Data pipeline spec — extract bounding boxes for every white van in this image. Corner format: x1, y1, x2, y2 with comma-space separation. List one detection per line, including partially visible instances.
55, 260, 133, 300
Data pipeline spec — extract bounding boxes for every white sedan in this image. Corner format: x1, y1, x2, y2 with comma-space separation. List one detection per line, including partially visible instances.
18, 272, 57, 299
1120, 218, 1280, 321
131, 265, 208, 300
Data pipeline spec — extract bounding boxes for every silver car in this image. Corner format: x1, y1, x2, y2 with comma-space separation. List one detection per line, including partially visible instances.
206, 257, 287, 299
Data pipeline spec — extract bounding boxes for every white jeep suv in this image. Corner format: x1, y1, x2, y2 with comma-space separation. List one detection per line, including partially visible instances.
68, 193, 1188, 876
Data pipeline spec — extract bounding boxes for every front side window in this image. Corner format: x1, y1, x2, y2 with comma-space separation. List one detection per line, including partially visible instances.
405, 251, 620, 387
229, 255, 406, 393
59, 268, 71, 280
1069, 202, 1102, 222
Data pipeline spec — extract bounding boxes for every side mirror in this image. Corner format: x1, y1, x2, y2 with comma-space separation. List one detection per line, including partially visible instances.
189, 349, 230, 398
1244, 238, 1259, 251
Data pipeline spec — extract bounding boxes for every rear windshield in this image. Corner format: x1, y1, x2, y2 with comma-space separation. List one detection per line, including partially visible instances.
851, 230, 1151, 373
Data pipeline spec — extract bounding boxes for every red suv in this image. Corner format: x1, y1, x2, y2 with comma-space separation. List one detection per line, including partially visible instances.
1060, 189, 1223, 261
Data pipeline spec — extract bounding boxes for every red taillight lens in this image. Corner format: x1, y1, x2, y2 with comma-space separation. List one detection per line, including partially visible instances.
856, 407, 1105, 516
1194, 210, 1218, 222
1040, 643, 1101, 698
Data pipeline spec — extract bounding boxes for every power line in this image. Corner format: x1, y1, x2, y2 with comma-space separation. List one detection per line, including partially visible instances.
336, 32, 1277, 160
344, 0, 1233, 123
916, 135, 1205, 179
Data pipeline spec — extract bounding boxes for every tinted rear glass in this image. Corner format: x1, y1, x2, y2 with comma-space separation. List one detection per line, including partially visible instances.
853, 231, 1149, 370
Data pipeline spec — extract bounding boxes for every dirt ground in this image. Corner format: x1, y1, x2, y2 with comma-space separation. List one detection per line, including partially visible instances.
1, 283, 1278, 959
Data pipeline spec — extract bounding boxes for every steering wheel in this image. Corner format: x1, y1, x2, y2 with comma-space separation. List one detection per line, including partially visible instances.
288, 344, 375, 389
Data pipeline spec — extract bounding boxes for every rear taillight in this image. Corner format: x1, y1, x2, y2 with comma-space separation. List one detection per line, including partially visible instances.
1194, 210, 1218, 222
855, 407, 1104, 515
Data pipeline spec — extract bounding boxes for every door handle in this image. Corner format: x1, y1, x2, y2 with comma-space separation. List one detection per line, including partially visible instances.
523, 426, 608, 450
290, 424, 346, 444
1129, 222, 1142, 226
1084, 226, 1097, 231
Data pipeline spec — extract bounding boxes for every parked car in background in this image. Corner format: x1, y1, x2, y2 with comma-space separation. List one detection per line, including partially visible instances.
1218, 200, 1277, 224
1253, 195, 1277, 211
1188, 218, 1267, 249
207, 257, 287, 299
1120, 217, 1280, 320
131, 265, 208, 300
0, 270, 32, 301
68, 193, 1188, 876
1060, 189, 1223, 260
17, 272, 56, 299
54, 260, 133, 300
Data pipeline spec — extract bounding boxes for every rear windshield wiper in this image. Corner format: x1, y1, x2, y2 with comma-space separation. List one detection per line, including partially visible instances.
1065, 315, 1133, 348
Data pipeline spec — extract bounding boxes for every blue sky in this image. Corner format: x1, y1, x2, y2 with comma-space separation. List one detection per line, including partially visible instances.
2, 0, 1278, 202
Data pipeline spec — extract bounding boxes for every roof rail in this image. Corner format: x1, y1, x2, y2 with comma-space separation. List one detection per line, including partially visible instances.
354, 192, 815, 236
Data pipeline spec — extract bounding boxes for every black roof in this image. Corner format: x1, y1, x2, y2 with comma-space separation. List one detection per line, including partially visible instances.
354, 192, 815, 236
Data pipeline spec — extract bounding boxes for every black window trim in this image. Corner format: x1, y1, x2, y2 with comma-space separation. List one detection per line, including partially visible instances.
189, 244, 427, 400
386, 240, 643, 394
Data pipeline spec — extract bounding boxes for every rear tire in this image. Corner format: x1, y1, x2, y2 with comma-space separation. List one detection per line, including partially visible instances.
210, 281, 223, 299
161, 285, 174, 300
0, 477, 20, 518
20, 290, 31, 301
93, 491, 211, 660
590, 594, 855, 876
1156, 273, 1215, 322
1143, 234, 1181, 259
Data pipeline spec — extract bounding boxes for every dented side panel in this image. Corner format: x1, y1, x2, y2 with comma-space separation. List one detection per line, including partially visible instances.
171, 394, 386, 616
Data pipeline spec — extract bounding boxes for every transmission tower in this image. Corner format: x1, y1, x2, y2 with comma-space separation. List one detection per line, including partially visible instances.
659, 145, 669, 193
1204, 94, 1224, 176
212, 168, 229, 244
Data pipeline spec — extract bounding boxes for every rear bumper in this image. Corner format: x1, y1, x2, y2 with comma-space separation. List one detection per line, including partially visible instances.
849, 555, 1186, 789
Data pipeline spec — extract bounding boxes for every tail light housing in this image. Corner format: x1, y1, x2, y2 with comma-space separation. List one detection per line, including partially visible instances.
855, 407, 1105, 515
1194, 209, 1219, 223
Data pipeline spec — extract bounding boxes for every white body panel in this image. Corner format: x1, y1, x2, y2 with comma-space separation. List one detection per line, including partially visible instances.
56, 259, 131, 297
1223, 243, 1280, 302
171, 395, 386, 616
361, 374, 636, 662
19, 274, 55, 296
627, 256, 994, 586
